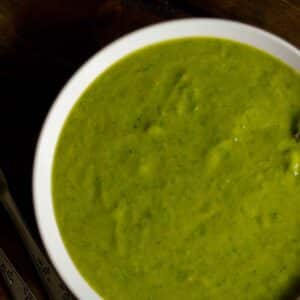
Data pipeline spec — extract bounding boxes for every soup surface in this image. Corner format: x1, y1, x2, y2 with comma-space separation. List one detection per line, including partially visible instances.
53, 38, 300, 300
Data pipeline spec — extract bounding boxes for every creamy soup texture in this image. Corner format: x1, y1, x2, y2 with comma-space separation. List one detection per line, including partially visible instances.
53, 38, 300, 300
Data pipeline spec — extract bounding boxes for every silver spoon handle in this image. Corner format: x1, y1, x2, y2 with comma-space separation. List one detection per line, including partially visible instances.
1, 189, 75, 300
0, 248, 37, 300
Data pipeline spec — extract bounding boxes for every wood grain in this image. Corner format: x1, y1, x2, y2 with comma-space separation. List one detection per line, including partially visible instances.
0, 0, 299, 299
184, 0, 300, 47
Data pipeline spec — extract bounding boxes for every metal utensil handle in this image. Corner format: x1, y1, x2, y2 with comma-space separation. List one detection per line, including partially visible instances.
0, 248, 38, 300
1, 189, 75, 300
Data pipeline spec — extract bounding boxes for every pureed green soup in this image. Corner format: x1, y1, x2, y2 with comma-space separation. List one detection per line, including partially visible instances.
53, 38, 300, 300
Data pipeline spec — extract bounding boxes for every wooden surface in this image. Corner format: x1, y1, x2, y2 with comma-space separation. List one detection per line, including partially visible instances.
0, 0, 299, 299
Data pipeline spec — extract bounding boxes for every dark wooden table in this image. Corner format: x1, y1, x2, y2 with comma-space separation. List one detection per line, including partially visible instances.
0, 0, 299, 299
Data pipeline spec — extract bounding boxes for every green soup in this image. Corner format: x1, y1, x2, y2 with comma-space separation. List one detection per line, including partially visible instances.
53, 38, 300, 300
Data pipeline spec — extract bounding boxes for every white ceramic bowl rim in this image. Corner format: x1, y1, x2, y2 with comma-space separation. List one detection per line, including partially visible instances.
33, 18, 300, 300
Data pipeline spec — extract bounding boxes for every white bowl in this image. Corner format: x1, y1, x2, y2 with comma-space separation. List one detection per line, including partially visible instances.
33, 18, 300, 300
